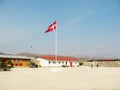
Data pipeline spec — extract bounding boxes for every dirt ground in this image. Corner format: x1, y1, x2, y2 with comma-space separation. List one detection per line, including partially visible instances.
0, 66, 120, 90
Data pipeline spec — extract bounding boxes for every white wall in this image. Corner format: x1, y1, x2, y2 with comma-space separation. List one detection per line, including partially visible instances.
37, 58, 80, 67
37, 58, 49, 67
72, 61, 79, 67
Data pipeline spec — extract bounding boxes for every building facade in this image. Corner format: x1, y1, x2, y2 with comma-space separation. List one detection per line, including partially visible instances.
83, 58, 120, 67
0, 55, 31, 67
37, 55, 79, 67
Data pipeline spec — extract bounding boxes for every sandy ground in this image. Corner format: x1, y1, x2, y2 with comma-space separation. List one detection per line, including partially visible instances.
0, 66, 120, 90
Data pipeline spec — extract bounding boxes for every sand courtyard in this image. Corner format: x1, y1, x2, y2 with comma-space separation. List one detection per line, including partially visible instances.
0, 67, 120, 90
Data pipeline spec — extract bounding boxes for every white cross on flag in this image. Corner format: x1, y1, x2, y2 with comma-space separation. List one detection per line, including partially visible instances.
44, 21, 57, 33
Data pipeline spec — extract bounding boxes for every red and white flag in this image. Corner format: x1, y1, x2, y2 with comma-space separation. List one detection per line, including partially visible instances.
45, 21, 57, 33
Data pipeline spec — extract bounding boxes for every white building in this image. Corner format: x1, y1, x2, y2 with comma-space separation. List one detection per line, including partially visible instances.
37, 55, 79, 67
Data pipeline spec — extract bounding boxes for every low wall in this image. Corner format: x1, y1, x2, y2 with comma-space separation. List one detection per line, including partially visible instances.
83, 61, 120, 67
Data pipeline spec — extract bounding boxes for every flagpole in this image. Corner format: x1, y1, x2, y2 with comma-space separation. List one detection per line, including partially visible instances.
45, 21, 57, 65
55, 24, 57, 63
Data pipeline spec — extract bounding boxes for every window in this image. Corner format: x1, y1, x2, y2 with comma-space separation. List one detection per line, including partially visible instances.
16, 59, 18, 66
58, 61, 60, 64
75, 61, 78, 64
53, 61, 56, 64
49, 61, 51, 64
11, 60, 14, 63
20, 60, 22, 66
20, 60, 22, 64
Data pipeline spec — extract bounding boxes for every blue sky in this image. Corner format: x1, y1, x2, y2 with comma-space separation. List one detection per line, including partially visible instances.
0, 0, 120, 57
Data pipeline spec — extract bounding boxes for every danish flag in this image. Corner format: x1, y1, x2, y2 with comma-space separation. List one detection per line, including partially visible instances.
45, 21, 57, 33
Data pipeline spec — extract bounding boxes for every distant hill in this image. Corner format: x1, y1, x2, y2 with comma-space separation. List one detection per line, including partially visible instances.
0, 52, 5, 55
16, 53, 40, 57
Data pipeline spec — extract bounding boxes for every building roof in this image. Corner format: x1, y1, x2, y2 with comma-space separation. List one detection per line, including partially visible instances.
39, 55, 79, 61
0, 55, 31, 59
88, 58, 119, 61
